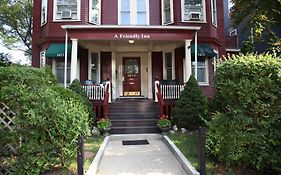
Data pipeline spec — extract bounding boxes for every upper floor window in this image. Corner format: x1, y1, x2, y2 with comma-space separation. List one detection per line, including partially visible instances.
54, 0, 80, 20
181, 0, 206, 22
119, 0, 149, 25
162, 0, 174, 25
89, 0, 101, 24
211, 0, 217, 26
41, 0, 48, 25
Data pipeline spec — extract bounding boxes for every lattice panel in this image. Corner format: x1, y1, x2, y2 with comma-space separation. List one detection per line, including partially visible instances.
0, 103, 16, 130
0, 102, 16, 175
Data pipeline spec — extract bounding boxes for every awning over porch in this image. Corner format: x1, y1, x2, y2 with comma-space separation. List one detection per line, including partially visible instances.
191, 44, 216, 57
45, 44, 72, 58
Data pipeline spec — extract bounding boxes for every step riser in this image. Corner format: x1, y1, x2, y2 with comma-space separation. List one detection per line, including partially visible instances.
108, 108, 159, 113
109, 115, 159, 120
110, 128, 160, 134
111, 121, 157, 127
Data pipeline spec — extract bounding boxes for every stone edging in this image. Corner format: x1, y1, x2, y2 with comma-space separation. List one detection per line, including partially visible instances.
162, 135, 200, 175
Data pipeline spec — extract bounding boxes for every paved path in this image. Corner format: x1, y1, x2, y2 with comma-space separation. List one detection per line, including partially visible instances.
97, 138, 187, 175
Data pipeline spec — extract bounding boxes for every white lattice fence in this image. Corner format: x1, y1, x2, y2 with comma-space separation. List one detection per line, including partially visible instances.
0, 102, 16, 175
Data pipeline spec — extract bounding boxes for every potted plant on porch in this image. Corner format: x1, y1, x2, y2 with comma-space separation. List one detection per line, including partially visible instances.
157, 116, 172, 134
97, 118, 111, 135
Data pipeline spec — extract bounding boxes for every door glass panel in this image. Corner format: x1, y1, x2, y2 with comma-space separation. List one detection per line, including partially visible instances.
124, 59, 139, 74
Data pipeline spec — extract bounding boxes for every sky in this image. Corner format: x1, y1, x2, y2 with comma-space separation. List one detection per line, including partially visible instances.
0, 44, 31, 65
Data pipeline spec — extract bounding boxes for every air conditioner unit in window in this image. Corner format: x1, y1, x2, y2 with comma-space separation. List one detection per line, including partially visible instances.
189, 12, 201, 20
61, 10, 72, 19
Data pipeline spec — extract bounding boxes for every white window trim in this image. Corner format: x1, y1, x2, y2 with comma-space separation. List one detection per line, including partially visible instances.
53, 0, 81, 22
163, 51, 175, 80
211, 0, 217, 27
161, 0, 174, 25
181, 0, 207, 23
229, 29, 237, 36
88, 51, 101, 83
52, 58, 71, 86
213, 49, 218, 72
118, 0, 150, 25
41, 0, 48, 26
89, 0, 101, 25
192, 58, 209, 86
40, 50, 46, 67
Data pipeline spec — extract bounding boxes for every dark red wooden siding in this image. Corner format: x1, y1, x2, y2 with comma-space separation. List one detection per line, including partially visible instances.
102, 0, 118, 24
79, 47, 88, 81
149, 0, 161, 25
175, 47, 184, 84
100, 52, 112, 81
152, 52, 163, 82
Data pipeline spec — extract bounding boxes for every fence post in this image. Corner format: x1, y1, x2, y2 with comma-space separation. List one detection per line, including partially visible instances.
77, 135, 84, 175
199, 127, 206, 175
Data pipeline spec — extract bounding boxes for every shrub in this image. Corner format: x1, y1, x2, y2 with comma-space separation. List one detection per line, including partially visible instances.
207, 53, 281, 174
0, 66, 90, 174
172, 75, 208, 130
97, 118, 111, 131
69, 79, 96, 127
157, 118, 172, 128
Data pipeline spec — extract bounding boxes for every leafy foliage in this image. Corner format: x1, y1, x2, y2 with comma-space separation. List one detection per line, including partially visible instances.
172, 75, 208, 130
157, 118, 172, 128
230, 0, 281, 51
0, 0, 32, 56
207, 53, 281, 174
0, 66, 90, 174
0, 52, 13, 66
97, 118, 111, 131
69, 79, 96, 127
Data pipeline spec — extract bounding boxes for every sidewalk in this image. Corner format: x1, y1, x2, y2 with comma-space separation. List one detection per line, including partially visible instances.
96, 136, 187, 175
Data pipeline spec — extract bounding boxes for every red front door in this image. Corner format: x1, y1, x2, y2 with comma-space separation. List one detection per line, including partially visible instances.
123, 57, 141, 96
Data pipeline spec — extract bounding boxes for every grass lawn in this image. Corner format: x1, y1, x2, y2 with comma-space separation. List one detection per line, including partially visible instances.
68, 135, 105, 174
168, 131, 221, 175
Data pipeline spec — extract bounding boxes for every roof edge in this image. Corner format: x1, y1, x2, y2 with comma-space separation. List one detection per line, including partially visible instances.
61, 25, 201, 31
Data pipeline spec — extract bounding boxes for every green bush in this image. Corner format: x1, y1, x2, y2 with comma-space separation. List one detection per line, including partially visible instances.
0, 66, 90, 174
172, 75, 208, 130
207, 53, 281, 174
69, 79, 96, 127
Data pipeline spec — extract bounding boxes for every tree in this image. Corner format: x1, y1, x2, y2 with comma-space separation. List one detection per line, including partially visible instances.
0, 0, 32, 56
230, 0, 281, 52
172, 75, 208, 130
0, 52, 13, 66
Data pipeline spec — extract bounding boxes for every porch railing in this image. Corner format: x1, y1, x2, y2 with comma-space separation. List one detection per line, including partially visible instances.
82, 85, 105, 101
160, 84, 185, 99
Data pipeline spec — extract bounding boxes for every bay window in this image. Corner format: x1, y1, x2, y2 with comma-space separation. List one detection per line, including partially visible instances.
181, 0, 206, 22
119, 0, 149, 25
53, 58, 70, 85
54, 0, 80, 20
90, 0, 101, 24
162, 0, 174, 25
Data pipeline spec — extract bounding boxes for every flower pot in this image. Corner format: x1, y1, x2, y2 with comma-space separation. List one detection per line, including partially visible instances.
160, 127, 171, 135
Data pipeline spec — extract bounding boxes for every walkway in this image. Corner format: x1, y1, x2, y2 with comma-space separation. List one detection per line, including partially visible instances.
96, 135, 187, 175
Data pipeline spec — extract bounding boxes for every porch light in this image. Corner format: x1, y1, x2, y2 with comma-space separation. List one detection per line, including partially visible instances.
128, 40, 135, 44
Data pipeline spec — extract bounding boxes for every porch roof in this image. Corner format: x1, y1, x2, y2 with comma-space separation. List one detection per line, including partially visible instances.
61, 25, 201, 41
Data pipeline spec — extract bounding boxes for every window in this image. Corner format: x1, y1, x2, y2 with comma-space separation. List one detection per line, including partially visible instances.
40, 50, 46, 67
90, 0, 101, 24
192, 57, 208, 84
54, 58, 70, 84
211, 0, 217, 26
119, 0, 149, 25
54, 0, 80, 20
90, 53, 99, 84
181, 0, 206, 22
229, 29, 237, 36
165, 52, 172, 81
41, 0, 48, 25
162, 0, 174, 25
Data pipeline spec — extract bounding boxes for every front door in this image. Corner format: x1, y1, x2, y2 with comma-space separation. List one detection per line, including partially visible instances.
123, 57, 141, 96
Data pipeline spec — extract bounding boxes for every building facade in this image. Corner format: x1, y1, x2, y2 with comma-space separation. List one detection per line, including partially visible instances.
32, 0, 226, 101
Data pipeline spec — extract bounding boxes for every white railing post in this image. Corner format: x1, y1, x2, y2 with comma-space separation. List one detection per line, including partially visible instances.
154, 79, 160, 102
106, 79, 111, 103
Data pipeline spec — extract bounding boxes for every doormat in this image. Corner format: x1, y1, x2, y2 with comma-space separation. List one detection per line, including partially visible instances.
122, 140, 149, 145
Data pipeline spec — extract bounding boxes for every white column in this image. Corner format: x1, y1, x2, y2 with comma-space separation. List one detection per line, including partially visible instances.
70, 38, 78, 83
64, 31, 68, 88
111, 51, 116, 102
147, 51, 152, 99
195, 32, 198, 80
184, 39, 192, 83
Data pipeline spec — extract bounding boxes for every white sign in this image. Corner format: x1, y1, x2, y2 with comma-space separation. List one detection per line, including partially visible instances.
114, 33, 150, 39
